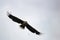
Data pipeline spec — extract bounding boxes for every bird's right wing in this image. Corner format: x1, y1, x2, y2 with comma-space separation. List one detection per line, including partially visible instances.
7, 12, 24, 24
26, 23, 40, 35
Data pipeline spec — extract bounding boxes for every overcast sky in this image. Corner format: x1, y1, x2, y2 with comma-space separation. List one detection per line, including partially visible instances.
0, 0, 60, 40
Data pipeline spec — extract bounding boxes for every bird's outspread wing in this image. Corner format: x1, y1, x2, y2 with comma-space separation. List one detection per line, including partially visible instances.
7, 12, 24, 24
26, 23, 40, 35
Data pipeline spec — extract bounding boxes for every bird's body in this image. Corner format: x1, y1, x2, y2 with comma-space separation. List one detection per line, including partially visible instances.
7, 12, 41, 35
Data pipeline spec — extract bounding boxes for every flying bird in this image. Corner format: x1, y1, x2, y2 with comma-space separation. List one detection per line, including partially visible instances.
7, 12, 41, 35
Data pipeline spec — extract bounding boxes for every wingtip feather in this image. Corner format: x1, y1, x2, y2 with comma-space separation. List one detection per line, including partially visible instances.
36, 32, 42, 35
7, 11, 10, 16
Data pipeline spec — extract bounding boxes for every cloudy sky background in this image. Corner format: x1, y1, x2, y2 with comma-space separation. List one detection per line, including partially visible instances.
0, 0, 60, 40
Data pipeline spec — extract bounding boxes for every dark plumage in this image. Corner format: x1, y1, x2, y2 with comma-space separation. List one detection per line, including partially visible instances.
7, 12, 41, 35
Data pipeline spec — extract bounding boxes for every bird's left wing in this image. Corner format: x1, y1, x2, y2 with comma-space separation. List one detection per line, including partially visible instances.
7, 12, 24, 24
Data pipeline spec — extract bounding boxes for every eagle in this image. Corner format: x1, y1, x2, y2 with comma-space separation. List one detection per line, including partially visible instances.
7, 12, 41, 35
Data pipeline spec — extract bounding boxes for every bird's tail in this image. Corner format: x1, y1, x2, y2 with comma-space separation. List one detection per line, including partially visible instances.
19, 24, 25, 29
